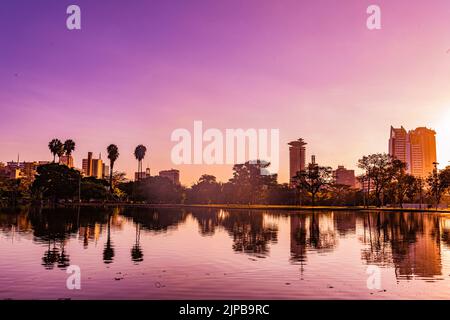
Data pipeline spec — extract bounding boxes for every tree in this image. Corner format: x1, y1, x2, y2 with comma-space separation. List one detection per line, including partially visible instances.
188, 174, 222, 204
293, 162, 333, 206
427, 167, 450, 209
63, 139, 76, 157
395, 174, 419, 208
80, 177, 109, 201
32, 163, 81, 203
134, 145, 147, 181
357, 154, 403, 207
229, 160, 277, 204
135, 176, 183, 204
107, 144, 120, 191
48, 139, 64, 163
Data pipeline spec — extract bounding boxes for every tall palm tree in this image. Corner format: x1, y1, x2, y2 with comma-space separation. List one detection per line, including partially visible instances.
63, 139, 76, 157
107, 144, 119, 191
48, 139, 63, 163
134, 145, 147, 181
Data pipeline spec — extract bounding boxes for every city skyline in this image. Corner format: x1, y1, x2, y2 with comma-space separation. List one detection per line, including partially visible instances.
1, 0, 450, 184
0, 123, 446, 186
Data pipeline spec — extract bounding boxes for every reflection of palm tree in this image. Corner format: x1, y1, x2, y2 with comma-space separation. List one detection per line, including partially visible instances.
131, 224, 144, 263
42, 240, 60, 270
103, 215, 115, 264
57, 241, 70, 269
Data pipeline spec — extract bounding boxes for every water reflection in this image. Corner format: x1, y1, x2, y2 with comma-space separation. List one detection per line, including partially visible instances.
0, 207, 449, 282
360, 212, 443, 280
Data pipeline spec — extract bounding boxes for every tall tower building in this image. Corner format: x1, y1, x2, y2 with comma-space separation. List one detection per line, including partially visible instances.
408, 127, 437, 178
389, 126, 408, 164
82, 152, 103, 178
389, 126, 437, 178
288, 139, 307, 185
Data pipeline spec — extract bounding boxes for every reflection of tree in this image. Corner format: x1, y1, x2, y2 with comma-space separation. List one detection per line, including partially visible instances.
103, 214, 115, 264
290, 212, 338, 265
220, 211, 278, 256
131, 224, 143, 263
42, 241, 60, 270
360, 212, 442, 279
190, 209, 221, 236
121, 207, 186, 233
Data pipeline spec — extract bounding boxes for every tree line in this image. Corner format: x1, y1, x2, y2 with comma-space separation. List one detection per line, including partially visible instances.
1, 140, 449, 208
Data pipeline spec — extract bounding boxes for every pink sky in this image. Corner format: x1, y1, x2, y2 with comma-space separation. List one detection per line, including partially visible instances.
1, 0, 449, 185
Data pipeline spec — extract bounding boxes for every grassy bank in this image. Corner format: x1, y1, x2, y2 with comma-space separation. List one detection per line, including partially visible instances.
61, 202, 450, 213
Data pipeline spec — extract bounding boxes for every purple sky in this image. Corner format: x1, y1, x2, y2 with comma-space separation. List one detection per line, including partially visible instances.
1, 0, 449, 184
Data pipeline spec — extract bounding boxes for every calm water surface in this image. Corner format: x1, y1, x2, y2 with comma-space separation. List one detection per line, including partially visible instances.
1, 206, 450, 299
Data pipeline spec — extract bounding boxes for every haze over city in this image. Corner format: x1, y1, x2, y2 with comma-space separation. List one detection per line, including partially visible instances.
1, 0, 449, 184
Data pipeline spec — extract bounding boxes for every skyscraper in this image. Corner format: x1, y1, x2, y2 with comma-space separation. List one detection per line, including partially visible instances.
82, 152, 103, 179
389, 126, 437, 178
389, 126, 408, 164
408, 127, 437, 178
288, 138, 307, 185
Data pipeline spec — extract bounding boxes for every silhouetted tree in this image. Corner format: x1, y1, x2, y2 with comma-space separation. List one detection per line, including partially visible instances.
32, 163, 81, 203
48, 139, 64, 163
134, 145, 147, 181
107, 144, 119, 191
63, 139, 76, 157
427, 167, 450, 209
357, 153, 403, 207
293, 162, 333, 206
229, 160, 277, 204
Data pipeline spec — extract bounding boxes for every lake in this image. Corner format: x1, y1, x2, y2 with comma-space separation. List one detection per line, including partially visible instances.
1, 206, 450, 299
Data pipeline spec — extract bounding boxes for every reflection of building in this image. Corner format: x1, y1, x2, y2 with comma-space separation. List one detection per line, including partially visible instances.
135, 168, 151, 181
82, 152, 103, 178
360, 213, 442, 279
159, 169, 180, 185
333, 166, 356, 187
389, 126, 437, 178
394, 216, 442, 279
288, 139, 307, 185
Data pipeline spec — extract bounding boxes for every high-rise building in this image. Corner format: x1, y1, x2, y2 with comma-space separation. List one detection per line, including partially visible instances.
159, 169, 180, 185
288, 138, 307, 185
102, 163, 110, 179
389, 126, 437, 178
334, 165, 356, 188
82, 152, 103, 179
389, 126, 408, 164
91, 158, 103, 179
408, 127, 437, 178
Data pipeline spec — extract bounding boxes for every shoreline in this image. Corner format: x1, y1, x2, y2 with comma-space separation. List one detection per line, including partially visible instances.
58, 202, 450, 214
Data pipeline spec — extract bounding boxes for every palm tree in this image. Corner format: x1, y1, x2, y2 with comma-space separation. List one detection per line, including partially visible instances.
63, 139, 76, 157
107, 144, 119, 191
134, 145, 147, 181
48, 139, 63, 163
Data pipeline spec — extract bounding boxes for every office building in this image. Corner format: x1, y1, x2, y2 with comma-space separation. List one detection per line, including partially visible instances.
389, 126, 437, 178
159, 169, 180, 185
82, 152, 103, 179
288, 138, 307, 185
333, 165, 356, 188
